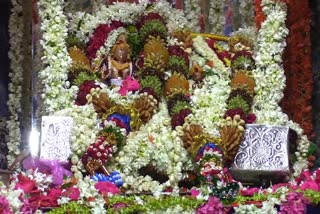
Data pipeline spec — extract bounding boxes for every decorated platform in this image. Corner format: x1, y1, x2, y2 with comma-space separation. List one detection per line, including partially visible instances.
1, 0, 319, 213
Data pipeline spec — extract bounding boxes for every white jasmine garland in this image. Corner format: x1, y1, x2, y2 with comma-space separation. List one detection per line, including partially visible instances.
253, 0, 310, 177
6, 0, 24, 165
76, 176, 106, 214
183, 0, 201, 32
91, 0, 106, 13
115, 102, 193, 195
67, 11, 87, 35
150, 0, 188, 32
77, 2, 148, 42
38, 0, 75, 114
207, 0, 224, 34
190, 36, 231, 136
238, 0, 255, 29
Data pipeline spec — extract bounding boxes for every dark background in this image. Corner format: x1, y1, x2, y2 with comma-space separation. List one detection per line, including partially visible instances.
0, 0, 10, 117
0, 0, 319, 164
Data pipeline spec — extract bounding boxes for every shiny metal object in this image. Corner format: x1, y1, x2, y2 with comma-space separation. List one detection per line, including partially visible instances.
230, 125, 296, 185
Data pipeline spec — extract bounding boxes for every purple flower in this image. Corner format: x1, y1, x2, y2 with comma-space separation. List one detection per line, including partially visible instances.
196, 197, 224, 214
0, 196, 11, 214
279, 192, 307, 214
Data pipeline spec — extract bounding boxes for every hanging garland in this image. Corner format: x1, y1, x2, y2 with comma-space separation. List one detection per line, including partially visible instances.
281, 0, 314, 139
252, 0, 310, 176
207, 0, 224, 34
183, 0, 201, 32
38, 0, 78, 114
6, 0, 24, 165
238, 0, 255, 29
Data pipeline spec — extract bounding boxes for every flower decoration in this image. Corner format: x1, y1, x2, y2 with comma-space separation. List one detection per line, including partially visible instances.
196, 197, 224, 214
107, 113, 131, 133
0, 196, 11, 214
95, 181, 120, 195
87, 21, 123, 60
75, 80, 102, 106
91, 171, 124, 187
119, 76, 141, 96
4, 0, 315, 212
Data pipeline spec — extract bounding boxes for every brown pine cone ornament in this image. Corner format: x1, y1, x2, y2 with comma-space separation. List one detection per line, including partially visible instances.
220, 115, 245, 165
132, 93, 158, 123
92, 92, 115, 115
181, 123, 204, 155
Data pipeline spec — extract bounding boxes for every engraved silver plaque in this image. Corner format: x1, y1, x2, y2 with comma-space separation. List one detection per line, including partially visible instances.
40, 116, 73, 161
230, 125, 293, 184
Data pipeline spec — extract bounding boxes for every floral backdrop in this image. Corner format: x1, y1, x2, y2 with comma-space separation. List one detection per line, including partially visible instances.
1, 0, 320, 213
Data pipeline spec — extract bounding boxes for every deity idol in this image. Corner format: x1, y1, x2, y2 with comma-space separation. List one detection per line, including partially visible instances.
100, 33, 133, 86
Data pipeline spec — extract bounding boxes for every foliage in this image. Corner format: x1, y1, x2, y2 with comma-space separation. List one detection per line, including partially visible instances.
168, 56, 189, 77
48, 202, 91, 214
140, 20, 168, 42
171, 100, 191, 116
106, 195, 204, 213
227, 95, 250, 114
73, 71, 98, 86
140, 75, 163, 97
127, 25, 143, 59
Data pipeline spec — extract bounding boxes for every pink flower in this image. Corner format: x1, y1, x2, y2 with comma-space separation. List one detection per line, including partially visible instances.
314, 169, 320, 183
240, 187, 260, 196
119, 76, 140, 96
62, 187, 80, 201
15, 174, 37, 194
48, 188, 62, 199
196, 197, 224, 214
272, 183, 289, 193
95, 181, 120, 195
0, 196, 11, 214
279, 192, 307, 214
301, 181, 320, 191
190, 188, 200, 198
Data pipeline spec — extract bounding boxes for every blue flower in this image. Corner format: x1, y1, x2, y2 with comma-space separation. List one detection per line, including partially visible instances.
107, 113, 131, 133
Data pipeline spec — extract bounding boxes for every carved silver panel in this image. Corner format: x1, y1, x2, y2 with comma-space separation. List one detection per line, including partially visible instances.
231, 125, 292, 184
40, 116, 73, 161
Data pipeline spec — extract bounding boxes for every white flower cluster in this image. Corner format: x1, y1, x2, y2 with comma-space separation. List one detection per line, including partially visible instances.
75, 0, 187, 43
26, 169, 53, 191
0, 183, 23, 213
238, 0, 255, 29
6, 0, 24, 165
93, 27, 127, 66
76, 176, 106, 214
253, 0, 310, 176
207, 0, 224, 34
150, 0, 188, 32
183, 0, 201, 32
55, 104, 100, 178
77, 2, 147, 42
38, 0, 75, 114
235, 197, 280, 214
116, 102, 193, 195
190, 36, 231, 136
91, 0, 106, 13
67, 11, 87, 35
